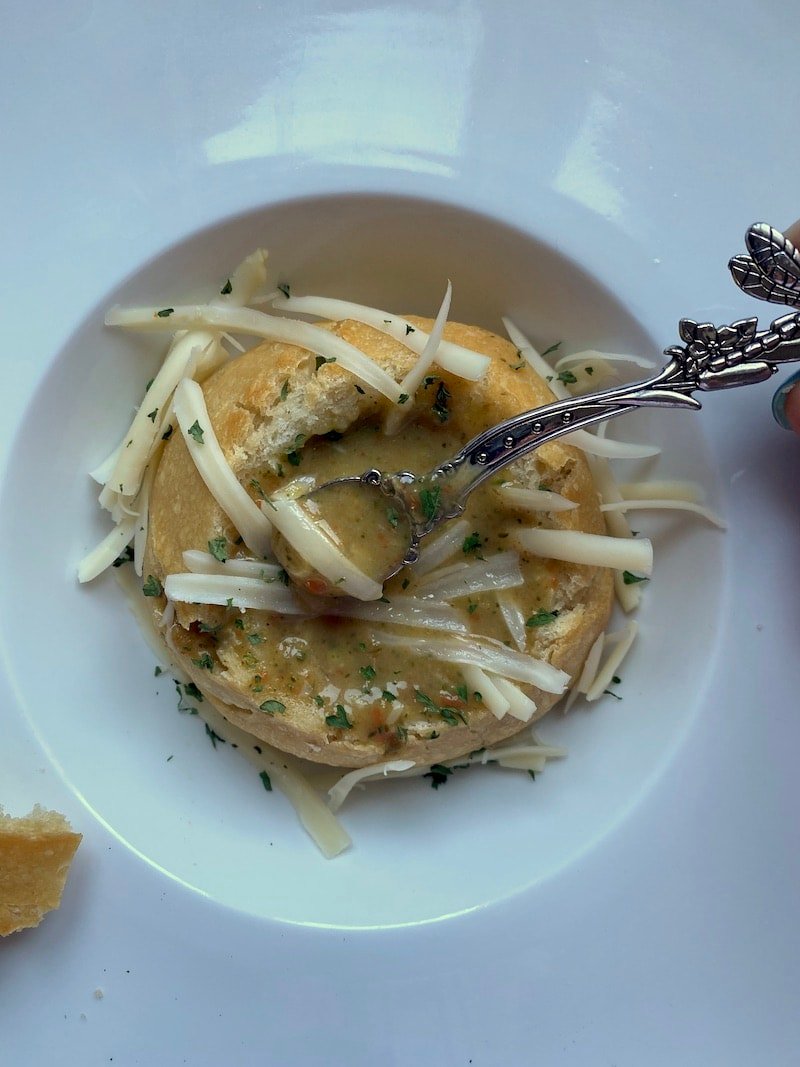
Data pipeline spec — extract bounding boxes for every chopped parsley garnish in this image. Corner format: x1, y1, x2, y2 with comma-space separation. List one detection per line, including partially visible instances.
113, 545, 134, 568
462, 531, 483, 555
431, 381, 451, 423
526, 609, 559, 627
234, 617, 244, 630
259, 699, 286, 714
354, 384, 365, 395
173, 679, 199, 715
622, 571, 649, 585
424, 764, 453, 789
528, 770, 536, 781
467, 601, 478, 614
419, 485, 441, 522
280, 379, 290, 401
325, 705, 352, 730
401, 577, 410, 590
204, 723, 225, 748
197, 621, 221, 634
156, 307, 174, 318
142, 574, 162, 597
286, 433, 305, 467
359, 665, 376, 682
603, 689, 623, 701
161, 424, 174, 441
247, 633, 263, 646
147, 408, 158, 422
455, 683, 469, 702
585, 365, 594, 375
556, 369, 577, 385
184, 682, 204, 701
187, 420, 205, 444
259, 770, 272, 792
541, 341, 562, 358
414, 689, 466, 726
154, 665, 163, 677
398, 393, 410, 405
612, 675, 622, 684
315, 355, 336, 371
313, 694, 325, 707
277, 283, 291, 298
382, 690, 396, 703
208, 536, 228, 563
192, 652, 213, 671
220, 278, 233, 295
386, 507, 399, 528
145, 378, 154, 393
405, 324, 415, 335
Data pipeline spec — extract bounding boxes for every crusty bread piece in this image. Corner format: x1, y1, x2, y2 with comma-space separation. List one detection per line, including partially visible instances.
146, 318, 614, 767
0, 806, 82, 936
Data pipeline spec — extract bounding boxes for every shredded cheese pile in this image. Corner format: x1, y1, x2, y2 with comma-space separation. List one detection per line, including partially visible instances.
81, 254, 723, 858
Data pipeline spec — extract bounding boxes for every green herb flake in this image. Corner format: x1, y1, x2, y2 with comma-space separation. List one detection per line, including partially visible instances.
277, 283, 291, 298
526, 609, 559, 627
432, 381, 451, 423
556, 369, 578, 385
585, 365, 594, 375
156, 307, 174, 318
424, 764, 453, 789
220, 278, 233, 295
419, 485, 441, 522
382, 690, 397, 703
154, 665, 163, 677
247, 633, 264, 646
462, 531, 483, 555
405, 324, 415, 335
113, 545, 134, 568
198, 621, 221, 635
395, 725, 408, 741
208, 536, 228, 563
161, 425, 174, 442
259, 699, 286, 715
455, 684, 468, 702
398, 393, 410, 405
528, 769, 536, 781
280, 380, 290, 402
541, 341, 562, 358
259, 770, 272, 792
622, 571, 649, 585
315, 355, 336, 371
142, 574, 163, 597
184, 682, 204, 702
401, 577, 410, 590
325, 704, 352, 730
204, 723, 226, 748
187, 420, 205, 444
354, 384, 365, 395
386, 507, 399, 529
192, 652, 214, 671
603, 689, 623, 701
467, 601, 478, 614
313, 694, 325, 707
359, 665, 376, 682
147, 408, 158, 423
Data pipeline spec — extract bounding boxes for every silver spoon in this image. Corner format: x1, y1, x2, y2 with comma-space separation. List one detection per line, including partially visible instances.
272, 222, 800, 595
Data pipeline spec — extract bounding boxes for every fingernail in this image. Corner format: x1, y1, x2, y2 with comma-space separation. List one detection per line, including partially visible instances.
772, 369, 800, 430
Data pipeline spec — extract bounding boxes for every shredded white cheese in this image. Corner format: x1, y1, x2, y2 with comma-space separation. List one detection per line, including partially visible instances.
496, 590, 528, 652
515, 526, 653, 576
411, 519, 470, 577
318, 595, 468, 634
493, 483, 578, 513
618, 479, 706, 503
459, 664, 510, 720
415, 550, 524, 601
266, 494, 383, 602
106, 304, 404, 403
600, 498, 726, 529
384, 280, 452, 434
77, 515, 137, 584
271, 293, 490, 381
327, 760, 416, 813
172, 378, 273, 558
181, 550, 283, 580
585, 621, 639, 702
164, 572, 308, 613
375, 631, 570, 693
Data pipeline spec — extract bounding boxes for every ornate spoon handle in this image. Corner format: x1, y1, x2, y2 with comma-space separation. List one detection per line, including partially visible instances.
391, 222, 800, 531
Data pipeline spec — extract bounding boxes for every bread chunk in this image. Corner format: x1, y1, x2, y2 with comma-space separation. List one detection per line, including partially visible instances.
146, 319, 614, 767
0, 806, 82, 936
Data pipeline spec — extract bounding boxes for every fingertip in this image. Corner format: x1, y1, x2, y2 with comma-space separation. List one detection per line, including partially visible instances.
773, 371, 800, 432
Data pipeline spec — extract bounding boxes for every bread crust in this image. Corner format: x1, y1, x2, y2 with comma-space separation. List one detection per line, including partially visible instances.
0, 806, 82, 936
146, 319, 614, 767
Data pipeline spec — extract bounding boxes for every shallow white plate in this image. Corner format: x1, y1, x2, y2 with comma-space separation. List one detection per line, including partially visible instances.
2, 3, 799, 1064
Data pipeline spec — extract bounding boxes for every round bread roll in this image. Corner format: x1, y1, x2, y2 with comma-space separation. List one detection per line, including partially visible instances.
145, 318, 614, 768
